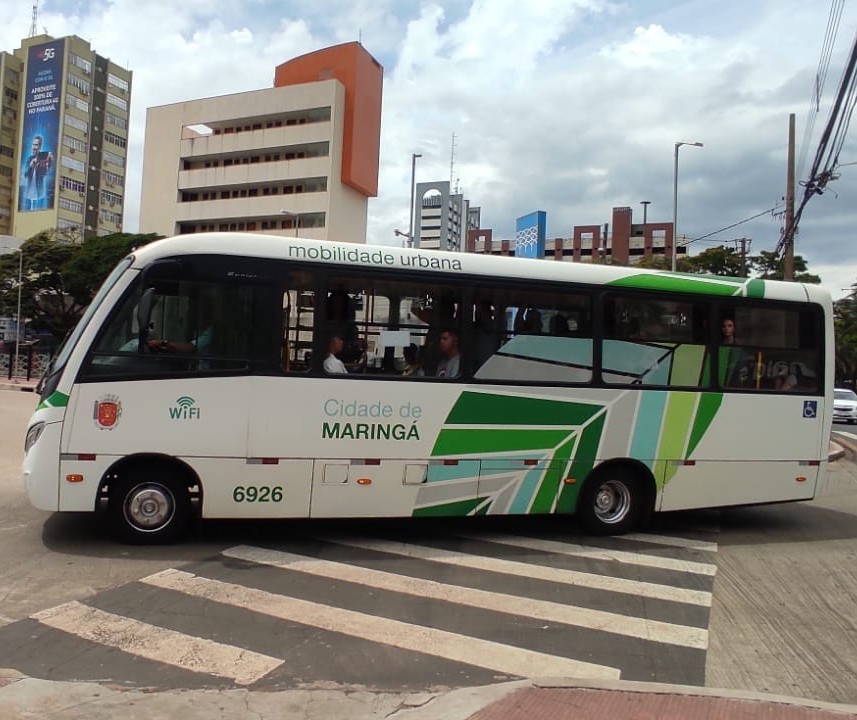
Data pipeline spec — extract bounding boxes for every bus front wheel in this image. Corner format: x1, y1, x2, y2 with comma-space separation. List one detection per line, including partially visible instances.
108, 468, 190, 544
577, 467, 643, 535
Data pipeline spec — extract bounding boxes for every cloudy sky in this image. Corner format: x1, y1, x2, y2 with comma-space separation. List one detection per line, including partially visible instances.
3, 0, 857, 299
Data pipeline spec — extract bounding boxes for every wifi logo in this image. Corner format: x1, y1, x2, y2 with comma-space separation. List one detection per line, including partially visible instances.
169, 396, 201, 420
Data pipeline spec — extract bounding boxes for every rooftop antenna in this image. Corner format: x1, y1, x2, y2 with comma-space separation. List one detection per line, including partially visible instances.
29, 0, 38, 37
449, 132, 457, 189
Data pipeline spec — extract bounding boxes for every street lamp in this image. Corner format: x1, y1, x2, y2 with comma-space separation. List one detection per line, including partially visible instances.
672, 141, 703, 271
0, 241, 23, 379
394, 229, 412, 247
409, 153, 422, 249
278, 210, 300, 238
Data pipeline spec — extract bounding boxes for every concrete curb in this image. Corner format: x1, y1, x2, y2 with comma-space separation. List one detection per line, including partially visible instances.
531, 678, 857, 715
0, 381, 36, 392
393, 678, 857, 719
3, 673, 857, 720
829, 440, 846, 462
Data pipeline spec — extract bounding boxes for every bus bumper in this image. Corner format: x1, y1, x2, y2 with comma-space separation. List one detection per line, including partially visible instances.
22, 421, 61, 511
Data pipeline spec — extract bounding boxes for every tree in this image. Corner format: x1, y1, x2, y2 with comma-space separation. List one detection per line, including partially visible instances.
0, 230, 161, 340
750, 250, 821, 284
835, 285, 857, 387
682, 246, 745, 277
634, 255, 693, 272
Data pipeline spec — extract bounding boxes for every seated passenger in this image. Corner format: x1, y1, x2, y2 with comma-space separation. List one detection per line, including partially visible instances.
326, 287, 366, 363
436, 329, 461, 378
514, 307, 542, 335
323, 334, 348, 374
774, 363, 798, 391
721, 318, 737, 345
402, 343, 424, 377
550, 313, 572, 336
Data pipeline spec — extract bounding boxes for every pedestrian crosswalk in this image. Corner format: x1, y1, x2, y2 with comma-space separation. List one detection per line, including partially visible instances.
6, 528, 719, 690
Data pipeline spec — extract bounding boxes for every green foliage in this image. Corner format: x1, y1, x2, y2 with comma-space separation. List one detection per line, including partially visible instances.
634, 255, 693, 272
835, 285, 857, 387
750, 250, 821, 284
683, 246, 745, 277
0, 230, 162, 339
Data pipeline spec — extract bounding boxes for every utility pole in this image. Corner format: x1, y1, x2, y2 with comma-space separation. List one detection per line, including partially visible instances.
734, 237, 751, 277
784, 113, 796, 280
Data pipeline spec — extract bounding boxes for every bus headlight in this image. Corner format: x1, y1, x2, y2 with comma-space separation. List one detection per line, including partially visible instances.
25, 422, 46, 454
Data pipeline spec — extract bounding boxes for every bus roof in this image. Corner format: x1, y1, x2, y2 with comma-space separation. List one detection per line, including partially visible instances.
131, 232, 823, 304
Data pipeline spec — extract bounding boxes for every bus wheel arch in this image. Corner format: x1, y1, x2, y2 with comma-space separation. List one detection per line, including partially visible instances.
99, 454, 201, 544
575, 460, 655, 535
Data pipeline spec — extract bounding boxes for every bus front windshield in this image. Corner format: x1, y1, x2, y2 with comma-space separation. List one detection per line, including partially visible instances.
38, 256, 135, 396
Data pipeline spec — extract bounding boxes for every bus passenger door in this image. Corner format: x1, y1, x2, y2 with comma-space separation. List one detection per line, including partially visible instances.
311, 458, 481, 518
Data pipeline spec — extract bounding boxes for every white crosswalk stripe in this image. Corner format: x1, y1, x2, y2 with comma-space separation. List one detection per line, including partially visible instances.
456, 533, 717, 576
32, 600, 282, 685
328, 537, 713, 606
222, 545, 708, 649
142, 568, 621, 680
620, 533, 718, 553
21, 530, 718, 687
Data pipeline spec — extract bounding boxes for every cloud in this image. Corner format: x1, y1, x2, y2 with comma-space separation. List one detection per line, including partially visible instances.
2, 0, 855, 304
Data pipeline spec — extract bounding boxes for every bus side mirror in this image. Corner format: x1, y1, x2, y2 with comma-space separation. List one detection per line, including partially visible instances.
137, 287, 155, 352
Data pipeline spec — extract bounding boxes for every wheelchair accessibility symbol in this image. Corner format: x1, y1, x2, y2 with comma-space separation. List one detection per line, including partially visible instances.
803, 401, 817, 419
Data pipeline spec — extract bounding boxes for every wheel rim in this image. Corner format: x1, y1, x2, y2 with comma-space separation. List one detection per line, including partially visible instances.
123, 483, 175, 532
592, 479, 632, 525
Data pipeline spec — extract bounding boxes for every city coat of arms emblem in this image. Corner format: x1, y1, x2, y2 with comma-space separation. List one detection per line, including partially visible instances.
93, 395, 122, 430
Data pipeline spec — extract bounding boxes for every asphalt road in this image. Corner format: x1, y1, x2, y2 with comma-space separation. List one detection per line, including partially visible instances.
1, 390, 856, 704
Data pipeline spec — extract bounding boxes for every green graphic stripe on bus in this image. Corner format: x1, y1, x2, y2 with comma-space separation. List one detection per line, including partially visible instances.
686, 393, 724, 458
670, 345, 705, 387
530, 433, 578, 513
608, 275, 758, 297
654, 392, 699, 486
557, 411, 606, 513
36, 391, 69, 411
413, 496, 488, 517
432, 428, 573, 456
443, 391, 601, 427
746, 279, 765, 298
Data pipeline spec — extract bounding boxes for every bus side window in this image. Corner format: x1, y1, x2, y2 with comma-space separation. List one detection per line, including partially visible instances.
719, 305, 821, 393
282, 273, 314, 373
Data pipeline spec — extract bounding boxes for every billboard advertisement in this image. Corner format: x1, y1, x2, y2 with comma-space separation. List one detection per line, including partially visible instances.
18, 39, 65, 213
515, 211, 546, 259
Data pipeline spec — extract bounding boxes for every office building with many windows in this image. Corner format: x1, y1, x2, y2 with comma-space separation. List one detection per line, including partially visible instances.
413, 180, 480, 251
0, 35, 132, 241
140, 42, 383, 242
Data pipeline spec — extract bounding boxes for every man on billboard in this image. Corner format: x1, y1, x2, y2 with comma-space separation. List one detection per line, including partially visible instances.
21, 134, 54, 211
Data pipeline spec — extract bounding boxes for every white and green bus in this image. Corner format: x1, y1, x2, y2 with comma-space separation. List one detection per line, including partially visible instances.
23, 233, 833, 543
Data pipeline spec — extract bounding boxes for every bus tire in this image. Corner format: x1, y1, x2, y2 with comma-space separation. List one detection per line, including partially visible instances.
577, 466, 642, 535
108, 467, 190, 544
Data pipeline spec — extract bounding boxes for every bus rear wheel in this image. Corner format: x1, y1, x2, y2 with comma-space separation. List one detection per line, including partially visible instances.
578, 467, 642, 535
108, 468, 190, 544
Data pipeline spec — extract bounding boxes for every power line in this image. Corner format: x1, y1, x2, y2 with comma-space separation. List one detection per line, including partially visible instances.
678, 203, 785, 248
775, 26, 857, 260
798, 0, 845, 179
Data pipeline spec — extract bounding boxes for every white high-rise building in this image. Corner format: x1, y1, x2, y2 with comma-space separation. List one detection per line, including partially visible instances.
413, 180, 480, 251
140, 43, 383, 242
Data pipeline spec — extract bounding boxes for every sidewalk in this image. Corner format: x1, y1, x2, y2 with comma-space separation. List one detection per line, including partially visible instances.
3, 672, 856, 720
0, 377, 37, 392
